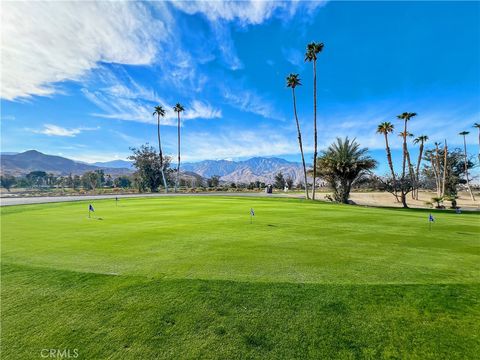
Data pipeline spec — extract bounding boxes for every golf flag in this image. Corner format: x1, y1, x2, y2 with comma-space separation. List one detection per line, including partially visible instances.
250, 208, 255, 216
88, 204, 95, 218
429, 214, 435, 222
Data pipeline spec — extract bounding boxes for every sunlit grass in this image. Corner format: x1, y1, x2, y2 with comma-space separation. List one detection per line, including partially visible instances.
1, 197, 479, 359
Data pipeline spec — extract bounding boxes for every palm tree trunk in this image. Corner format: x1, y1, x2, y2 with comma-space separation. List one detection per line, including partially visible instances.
462, 135, 475, 201
402, 120, 407, 180
442, 140, 447, 197
414, 142, 424, 200
401, 121, 410, 208
312, 59, 318, 200
175, 112, 181, 193
157, 114, 168, 193
292, 88, 309, 200
384, 133, 399, 202
406, 149, 416, 200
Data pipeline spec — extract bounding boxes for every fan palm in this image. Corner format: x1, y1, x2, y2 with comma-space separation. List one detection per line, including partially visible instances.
304, 41, 324, 200
413, 135, 428, 199
173, 103, 185, 193
459, 131, 475, 201
153, 105, 168, 193
396, 112, 416, 177
287, 74, 309, 200
376, 122, 398, 201
396, 112, 417, 205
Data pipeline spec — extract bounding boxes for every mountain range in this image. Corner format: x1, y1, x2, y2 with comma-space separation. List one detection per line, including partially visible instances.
0, 150, 131, 176
1, 150, 305, 184
182, 157, 305, 184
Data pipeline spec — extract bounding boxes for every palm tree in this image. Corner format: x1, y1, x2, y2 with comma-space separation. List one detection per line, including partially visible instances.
153, 105, 168, 193
287, 74, 309, 200
459, 131, 475, 201
413, 135, 428, 199
173, 103, 185, 193
316, 137, 377, 204
474, 123, 480, 162
376, 122, 398, 201
396, 112, 417, 205
304, 41, 324, 200
396, 113, 416, 176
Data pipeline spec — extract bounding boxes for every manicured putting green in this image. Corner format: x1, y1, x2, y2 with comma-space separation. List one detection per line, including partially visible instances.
1, 196, 479, 359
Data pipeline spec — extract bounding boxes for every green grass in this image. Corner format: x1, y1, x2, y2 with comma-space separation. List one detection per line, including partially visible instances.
1, 196, 479, 359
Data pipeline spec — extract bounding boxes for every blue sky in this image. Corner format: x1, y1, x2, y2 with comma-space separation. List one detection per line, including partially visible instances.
1, 1, 479, 175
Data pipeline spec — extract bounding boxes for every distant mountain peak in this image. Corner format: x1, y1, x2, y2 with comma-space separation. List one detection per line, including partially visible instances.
1, 150, 132, 176
182, 156, 305, 184
1, 151, 304, 184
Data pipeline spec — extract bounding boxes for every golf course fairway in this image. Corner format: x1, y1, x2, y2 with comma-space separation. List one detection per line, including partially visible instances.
1, 196, 479, 359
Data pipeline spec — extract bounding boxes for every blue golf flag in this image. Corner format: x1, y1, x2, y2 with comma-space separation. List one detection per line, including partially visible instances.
89, 204, 95, 212
429, 214, 435, 222
250, 208, 255, 216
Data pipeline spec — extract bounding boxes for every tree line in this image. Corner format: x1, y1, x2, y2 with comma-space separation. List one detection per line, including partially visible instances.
0, 170, 132, 192
376, 116, 479, 208
286, 41, 479, 207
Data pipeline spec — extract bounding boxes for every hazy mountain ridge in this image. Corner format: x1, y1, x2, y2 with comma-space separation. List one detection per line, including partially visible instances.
183, 157, 305, 184
92, 160, 134, 169
1, 150, 132, 176
1, 151, 305, 184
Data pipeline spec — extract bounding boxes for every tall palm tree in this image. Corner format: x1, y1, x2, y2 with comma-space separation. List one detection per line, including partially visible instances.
396, 112, 417, 205
474, 123, 480, 162
153, 105, 168, 193
376, 122, 398, 201
173, 103, 185, 193
304, 41, 324, 200
459, 131, 475, 201
396, 113, 416, 176
287, 74, 310, 200
413, 135, 428, 199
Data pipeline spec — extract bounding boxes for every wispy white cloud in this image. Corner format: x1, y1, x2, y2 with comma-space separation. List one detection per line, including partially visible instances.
182, 128, 299, 161
211, 23, 243, 70
282, 47, 304, 67
0, 115, 15, 121
222, 87, 284, 121
1, 2, 165, 100
69, 152, 130, 164
184, 100, 222, 121
171, 1, 327, 26
32, 124, 98, 137
311, 100, 480, 152
83, 71, 221, 125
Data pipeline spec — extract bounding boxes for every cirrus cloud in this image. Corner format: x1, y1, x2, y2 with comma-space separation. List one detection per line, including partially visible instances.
1, 1, 164, 100
32, 124, 98, 137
